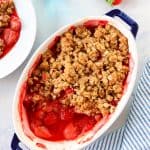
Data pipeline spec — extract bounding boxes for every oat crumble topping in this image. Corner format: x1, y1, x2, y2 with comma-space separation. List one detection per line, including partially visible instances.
0, 0, 14, 27
27, 23, 129, 117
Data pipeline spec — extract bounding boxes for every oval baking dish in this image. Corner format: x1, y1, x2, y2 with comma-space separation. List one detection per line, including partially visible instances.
13, 9, 138, 150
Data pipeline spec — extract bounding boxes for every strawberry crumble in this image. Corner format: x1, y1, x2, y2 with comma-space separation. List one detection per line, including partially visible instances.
0, 0, 21, 58
22, 20, 129, 141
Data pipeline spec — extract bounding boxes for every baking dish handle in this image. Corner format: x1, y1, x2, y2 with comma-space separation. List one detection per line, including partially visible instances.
11, 134, 23, 150
105, 9, 138, 38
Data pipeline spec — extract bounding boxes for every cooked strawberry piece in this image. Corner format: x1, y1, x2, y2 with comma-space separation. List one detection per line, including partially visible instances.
23, 95, 34, 110
44, 112, 59, 126
111, 100, 118, 106
84, 20, 108, 28
32, 125, 52, 139
30, 119, 42, 127
10, 16, 21, 31
45, 101, 61, 113
51, 101, 61, 108
95, 114, 103, 122
69, 26, 76, 31
77, 116, 96, 133
76, 116, 89, 127
23, 100, 33, 110
34, 109, 45, 120
48, 36, 60, 50
3, 28, 19, 46
82, 120, 95, 132
42, 72, 49, 81
44, 104, 54, 113
0, 28, 4, 34
84, 20, 99, 28
60, 107, 74, 121
63, 123, 81, 140
99, 20, 108, 26
25, 94, 33, 101
65, 87, 74, 95
59, 88, 74, 99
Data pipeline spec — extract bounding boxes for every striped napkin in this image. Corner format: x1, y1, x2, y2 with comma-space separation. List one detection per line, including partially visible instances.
11, 59, 150, 150
84, 59, 150, 150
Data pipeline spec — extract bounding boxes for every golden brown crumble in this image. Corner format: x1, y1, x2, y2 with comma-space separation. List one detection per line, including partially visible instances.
0, 0, 15, 55
27, 23, 129, 117
0, 0, 15, 28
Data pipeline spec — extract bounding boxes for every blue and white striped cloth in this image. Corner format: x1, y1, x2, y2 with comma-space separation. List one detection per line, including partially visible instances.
85, 60, 150, 150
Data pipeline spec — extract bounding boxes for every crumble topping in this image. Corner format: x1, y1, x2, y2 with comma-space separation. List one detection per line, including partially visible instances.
27, 23, 129, 117
0, 0, 14, 28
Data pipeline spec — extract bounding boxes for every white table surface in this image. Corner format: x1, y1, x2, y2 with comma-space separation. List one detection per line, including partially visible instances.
0, 0, 150, 149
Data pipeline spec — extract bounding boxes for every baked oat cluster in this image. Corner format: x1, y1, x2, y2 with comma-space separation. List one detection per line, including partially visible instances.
27, 23, 129, 116
0, 0, 14, 27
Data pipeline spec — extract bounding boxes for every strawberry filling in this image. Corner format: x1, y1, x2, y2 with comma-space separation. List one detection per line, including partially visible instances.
84, 20, 108, 28
23, 90, 98, 141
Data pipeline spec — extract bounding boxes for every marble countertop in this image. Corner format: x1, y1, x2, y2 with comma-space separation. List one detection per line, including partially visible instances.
0, 0, 150, 149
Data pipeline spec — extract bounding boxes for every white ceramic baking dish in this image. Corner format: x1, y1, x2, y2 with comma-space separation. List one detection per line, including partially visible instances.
12, 9, 138, 150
